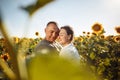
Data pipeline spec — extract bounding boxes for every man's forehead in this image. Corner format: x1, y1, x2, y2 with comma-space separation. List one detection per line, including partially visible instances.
47, 25, 59, 30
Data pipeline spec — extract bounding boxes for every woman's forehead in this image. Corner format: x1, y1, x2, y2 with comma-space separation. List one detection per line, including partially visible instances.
60, 29, 67, 34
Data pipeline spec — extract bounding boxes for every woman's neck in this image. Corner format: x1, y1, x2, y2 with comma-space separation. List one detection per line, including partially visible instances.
62, 42, 71, 47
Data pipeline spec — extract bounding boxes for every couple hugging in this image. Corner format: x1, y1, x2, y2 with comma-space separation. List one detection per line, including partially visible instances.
34, 21, 80, 63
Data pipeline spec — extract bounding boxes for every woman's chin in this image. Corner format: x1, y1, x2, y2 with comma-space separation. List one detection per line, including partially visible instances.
59, 42, 64, 46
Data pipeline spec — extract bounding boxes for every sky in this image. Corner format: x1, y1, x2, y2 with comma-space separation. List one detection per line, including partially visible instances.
0, 0, 120, 38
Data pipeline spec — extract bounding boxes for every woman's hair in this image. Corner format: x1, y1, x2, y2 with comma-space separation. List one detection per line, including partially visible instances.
61, 25, 74, 41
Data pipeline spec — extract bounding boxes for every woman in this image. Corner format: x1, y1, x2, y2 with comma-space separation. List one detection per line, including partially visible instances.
58, 26, 80, 63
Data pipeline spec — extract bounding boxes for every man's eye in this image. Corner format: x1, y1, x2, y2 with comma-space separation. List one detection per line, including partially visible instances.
50, 31, 54, 33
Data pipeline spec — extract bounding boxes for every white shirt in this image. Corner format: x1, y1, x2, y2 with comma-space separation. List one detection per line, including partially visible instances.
59, 43, 80, 64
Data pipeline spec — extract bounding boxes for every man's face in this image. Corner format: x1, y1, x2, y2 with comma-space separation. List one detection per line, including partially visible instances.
45, 23, 59, 42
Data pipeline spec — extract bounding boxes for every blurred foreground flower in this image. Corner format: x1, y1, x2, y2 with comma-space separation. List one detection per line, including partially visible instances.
21, 0, 54, 16
27, 55, 99, 80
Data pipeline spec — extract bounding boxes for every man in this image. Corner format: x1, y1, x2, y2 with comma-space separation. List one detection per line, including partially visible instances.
34, 21, 60, 55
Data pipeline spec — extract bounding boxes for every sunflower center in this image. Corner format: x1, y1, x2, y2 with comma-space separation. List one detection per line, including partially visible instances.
115, 27, 120, 34
93, 25, 101, 31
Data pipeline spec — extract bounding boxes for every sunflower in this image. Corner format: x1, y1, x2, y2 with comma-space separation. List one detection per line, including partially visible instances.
100, 34, 105, 39
29, 38, 34, 41
1, 53, 10, 61
79, 37, 83, 42
83, 31, 86, 34
86, 35, 91, 39
115, 26, 120, 34
92, 32, 97, 36
113, 36, 120, 42
74, 37, 79, 41
87, 32, 90, 35
39, 37, 43, 40
35, 32, 39, 36
105, 35, 114, 40
92, 22, 103, 34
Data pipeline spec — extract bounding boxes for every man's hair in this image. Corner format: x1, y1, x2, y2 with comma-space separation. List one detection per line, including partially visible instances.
61, 26, 74, 41
47, 21, 58, 27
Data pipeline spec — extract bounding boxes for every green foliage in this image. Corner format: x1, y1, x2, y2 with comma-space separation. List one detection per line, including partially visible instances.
27, 38, 42, 55
74, 32, 120, 80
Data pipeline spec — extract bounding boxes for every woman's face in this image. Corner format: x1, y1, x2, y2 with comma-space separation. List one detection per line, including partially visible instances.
58, 29, 71, 46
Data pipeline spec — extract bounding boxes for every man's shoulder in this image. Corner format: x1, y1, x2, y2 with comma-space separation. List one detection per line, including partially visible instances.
34, 40, 54, 51
39, 40, 51, 45
34, 40, 59, 55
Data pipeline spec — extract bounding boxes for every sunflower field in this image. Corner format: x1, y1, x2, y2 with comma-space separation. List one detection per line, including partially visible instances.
0, 22, 120, 80
74, 23, 120, 80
